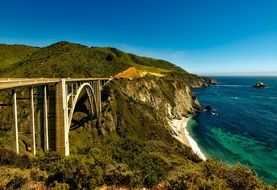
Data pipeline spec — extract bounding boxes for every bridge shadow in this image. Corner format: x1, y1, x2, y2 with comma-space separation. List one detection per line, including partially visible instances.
69, 93, 97, 131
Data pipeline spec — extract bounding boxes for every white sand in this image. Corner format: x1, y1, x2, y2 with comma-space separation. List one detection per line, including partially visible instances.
169, 117, 206, 161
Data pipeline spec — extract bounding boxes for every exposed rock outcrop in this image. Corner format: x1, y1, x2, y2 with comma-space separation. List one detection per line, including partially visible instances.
253, 82, 267, 88
98, 76, 204, 137
114, 67, 140, 79
204, 105, 212, 112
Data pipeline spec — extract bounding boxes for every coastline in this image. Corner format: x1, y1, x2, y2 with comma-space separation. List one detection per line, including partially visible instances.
169, 117, 206, 161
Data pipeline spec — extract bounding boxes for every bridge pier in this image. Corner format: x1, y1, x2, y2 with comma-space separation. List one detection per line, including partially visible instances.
12, 90, 19, 155
93, 80, 101, 117
43, 86, 49, 151
30, 87, 36, 155
55, 79, 69, 156
36, 87, 44, 150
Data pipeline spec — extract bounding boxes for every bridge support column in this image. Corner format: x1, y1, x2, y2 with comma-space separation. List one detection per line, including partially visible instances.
30, 88, 36, 155
98, 79, 101, 115
93, 80, 101, 117
70, 83, 74, 107
55, 79, 69, 156
44, 86, 49, 151
12, 90, 19, 154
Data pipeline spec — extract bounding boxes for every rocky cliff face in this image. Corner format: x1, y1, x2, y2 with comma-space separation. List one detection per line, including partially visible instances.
98, 76, 204, 138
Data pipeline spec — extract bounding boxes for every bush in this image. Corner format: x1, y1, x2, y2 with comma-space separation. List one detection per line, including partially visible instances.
104, 163, 137, 186
40, 155, 104, 189
53, 181, 70, 190
0, 148, 31, 168
111, 137, 143, 163
30, 168, 48, 182
109, 138, 168, 187
5, 175, 27, 189
203, 161, 264, 190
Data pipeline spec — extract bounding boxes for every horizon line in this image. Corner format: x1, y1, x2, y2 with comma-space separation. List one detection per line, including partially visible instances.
196, 72, 277, 77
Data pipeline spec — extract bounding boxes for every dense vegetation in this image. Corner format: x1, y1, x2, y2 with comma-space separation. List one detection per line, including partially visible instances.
0, 42, 275, 189
1, 138, 271, 189
0, 41, 184, 78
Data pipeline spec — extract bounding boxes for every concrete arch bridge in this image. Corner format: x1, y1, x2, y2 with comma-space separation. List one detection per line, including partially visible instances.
0, 78, 111, 156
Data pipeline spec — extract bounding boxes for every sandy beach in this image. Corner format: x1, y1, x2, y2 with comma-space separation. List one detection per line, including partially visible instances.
169, 117, 206, 160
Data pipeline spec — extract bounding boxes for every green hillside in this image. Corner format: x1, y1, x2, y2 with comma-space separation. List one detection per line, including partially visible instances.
0, 44, 39, 75
0, 41, 198, 81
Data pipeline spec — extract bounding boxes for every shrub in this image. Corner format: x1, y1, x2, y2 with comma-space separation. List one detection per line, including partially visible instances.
53, 181, 70, 190
109, 138, 168, 187
0, 148, 31, 168
5, 175, 27, 189
104, 163, 137, 186
42, 155, 104, 189
30, 168, 48, 181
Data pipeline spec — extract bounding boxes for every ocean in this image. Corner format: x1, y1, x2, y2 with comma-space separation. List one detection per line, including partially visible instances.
188, 76, 277, 184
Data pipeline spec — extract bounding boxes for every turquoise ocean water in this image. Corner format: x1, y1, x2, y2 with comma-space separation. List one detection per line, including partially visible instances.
188, 76, 277, 184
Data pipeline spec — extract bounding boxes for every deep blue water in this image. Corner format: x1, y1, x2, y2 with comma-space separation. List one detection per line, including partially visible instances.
188, 76, 277, 184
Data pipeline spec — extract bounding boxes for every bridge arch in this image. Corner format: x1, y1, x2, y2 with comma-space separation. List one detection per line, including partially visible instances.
67, 83, 99, 130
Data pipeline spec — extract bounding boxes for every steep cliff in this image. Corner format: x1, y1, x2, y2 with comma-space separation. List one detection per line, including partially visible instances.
98, 76, 201, 138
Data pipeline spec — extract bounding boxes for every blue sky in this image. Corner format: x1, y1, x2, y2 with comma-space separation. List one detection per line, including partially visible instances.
0, 0, 277, 75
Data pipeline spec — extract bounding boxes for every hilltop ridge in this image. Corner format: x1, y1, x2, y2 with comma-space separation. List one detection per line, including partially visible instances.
0, 41, 207, 86
0, 41, 180, 77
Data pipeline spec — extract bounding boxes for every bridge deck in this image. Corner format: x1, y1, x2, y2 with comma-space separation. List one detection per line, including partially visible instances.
0, 78, 112, 90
